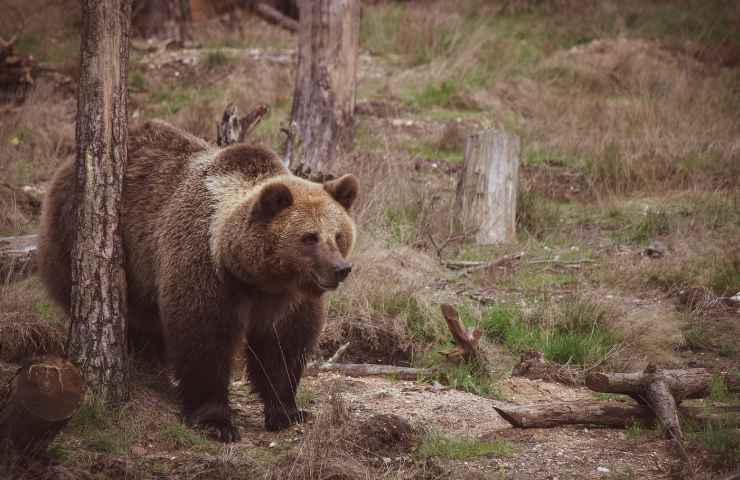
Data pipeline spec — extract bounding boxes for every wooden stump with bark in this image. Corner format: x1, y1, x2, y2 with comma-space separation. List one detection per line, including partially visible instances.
285, 0, 360, 178
0, 356, 85, 455
454, 129, 520, 245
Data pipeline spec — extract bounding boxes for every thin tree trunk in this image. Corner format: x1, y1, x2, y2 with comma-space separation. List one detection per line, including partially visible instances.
285, 0, 360, 178
69, 0, 131, 405
454, 129, 520, 244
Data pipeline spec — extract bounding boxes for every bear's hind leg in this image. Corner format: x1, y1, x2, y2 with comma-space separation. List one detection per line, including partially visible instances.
245, 300, 322, 431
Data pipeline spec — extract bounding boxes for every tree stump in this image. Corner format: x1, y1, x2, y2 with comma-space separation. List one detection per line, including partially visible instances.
0, 356, 85, 455
454, 129, 520, 245
285, 0, 360, 178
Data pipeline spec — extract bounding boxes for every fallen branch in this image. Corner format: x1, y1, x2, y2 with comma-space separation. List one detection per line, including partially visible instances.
494, 400, 654, 429
216, 103, 269, 147
440, 304, 482, 362
254, 3, 299, 33
447, 252, 525, 272
305, 363, 431, 381
586, 366, 739, 444
0, 355, 85, 455
493, 400, 737, 430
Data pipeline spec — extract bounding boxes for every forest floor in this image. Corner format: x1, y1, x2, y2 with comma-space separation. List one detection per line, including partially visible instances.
1, 1, 739, 479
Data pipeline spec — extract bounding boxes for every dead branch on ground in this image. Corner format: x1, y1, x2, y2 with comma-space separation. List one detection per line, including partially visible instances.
440, 304, 481, 362
216, 103, 269, 147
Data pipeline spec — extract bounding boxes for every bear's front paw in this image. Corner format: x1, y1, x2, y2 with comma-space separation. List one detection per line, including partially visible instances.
186, 402, 242, 443
265, 409, 312, 431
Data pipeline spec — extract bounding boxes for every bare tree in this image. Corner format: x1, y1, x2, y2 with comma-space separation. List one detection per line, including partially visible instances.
69, 0, 132, 405
284, 0, 360, 178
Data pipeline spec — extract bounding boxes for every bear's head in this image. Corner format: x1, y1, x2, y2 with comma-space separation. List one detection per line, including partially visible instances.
220, 174, 359, 295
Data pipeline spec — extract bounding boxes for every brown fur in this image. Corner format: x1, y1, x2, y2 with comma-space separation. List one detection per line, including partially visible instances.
38, 120, 358, 442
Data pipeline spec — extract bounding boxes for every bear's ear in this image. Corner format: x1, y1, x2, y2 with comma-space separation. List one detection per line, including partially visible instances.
324, 174, 359, 211
254, 183, 293, 219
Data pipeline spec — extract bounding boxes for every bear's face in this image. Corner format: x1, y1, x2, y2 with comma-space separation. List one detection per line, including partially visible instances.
221, 174, 358, 295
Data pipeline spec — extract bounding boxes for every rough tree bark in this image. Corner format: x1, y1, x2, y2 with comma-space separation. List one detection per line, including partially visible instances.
0, 356, 85, 455
285, 0, 360, 178
69, 0, 132, 405
454, 129, 520, 244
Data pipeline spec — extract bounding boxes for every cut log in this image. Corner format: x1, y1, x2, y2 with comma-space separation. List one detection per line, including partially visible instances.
0, 355, 86, 455
493, 400, 654, 429
285, 0, 360, 178
493, 400, 738, 430
255, 3, 299, 32
216, 103, 269, 147
440, 304, 481, 362
0, 234, 38, 283
305, 362, 431, 381
454, 129, 520, 245
585, 368, 718, 401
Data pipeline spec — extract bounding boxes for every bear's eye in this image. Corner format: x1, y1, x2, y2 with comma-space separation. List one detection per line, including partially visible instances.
301, 232, 320, 245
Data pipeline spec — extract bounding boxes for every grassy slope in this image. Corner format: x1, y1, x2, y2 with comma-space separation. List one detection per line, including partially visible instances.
1, 0, 739, 477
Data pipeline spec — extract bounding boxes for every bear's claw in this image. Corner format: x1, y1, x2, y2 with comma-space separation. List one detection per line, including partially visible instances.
186, 402, 241, 443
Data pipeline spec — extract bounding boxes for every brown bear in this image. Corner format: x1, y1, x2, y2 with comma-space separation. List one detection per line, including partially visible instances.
38, 120, 358, 442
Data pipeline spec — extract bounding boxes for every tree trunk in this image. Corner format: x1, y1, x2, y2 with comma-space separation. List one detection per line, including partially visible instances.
69, 0, 131, 405
132, 0, 190, 41
454, 129, 520, 245
285, 0, 360, 178
0, 356, 85, 455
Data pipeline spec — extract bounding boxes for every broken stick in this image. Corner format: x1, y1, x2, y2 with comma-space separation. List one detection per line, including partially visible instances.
216, 103, 269, 147
440, 304, 482, 362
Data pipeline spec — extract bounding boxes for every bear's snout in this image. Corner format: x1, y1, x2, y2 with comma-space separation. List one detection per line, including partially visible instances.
334, 260, 352, 283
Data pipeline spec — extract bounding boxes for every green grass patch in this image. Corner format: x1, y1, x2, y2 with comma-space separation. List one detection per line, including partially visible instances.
69, 397, 138, 454
480, 297, 621, 367
418, 431, 514, 460
296, 386, 316, 409
517, 190, 561, 239
129, 71, 147, 91
709, 375, 732, 403
405, 141, 464, 164
687, 414, 740, 468
157, 422, 207, 450
383, 204, 421, 246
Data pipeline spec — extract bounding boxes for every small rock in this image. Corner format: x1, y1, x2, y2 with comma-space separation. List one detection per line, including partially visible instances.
431, 381, 444, 393
643, 240, 666, 258
131, 446, 147, 456
269, 441, 277, 448
729, 292, 740, 303
597, 466, 610, 474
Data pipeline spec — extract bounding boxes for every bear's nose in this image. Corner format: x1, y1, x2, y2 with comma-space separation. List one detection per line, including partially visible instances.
335, 262, 352, 282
